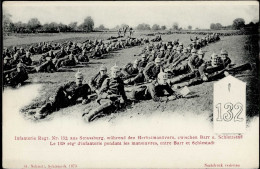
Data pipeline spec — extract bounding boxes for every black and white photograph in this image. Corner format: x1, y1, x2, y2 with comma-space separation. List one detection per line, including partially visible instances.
2, 1, 259, 168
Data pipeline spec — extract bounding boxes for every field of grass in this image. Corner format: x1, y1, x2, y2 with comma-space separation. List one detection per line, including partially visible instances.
3, 32, 259, 123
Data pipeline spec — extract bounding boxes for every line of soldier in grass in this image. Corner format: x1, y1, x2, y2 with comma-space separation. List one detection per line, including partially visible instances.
31, 33, 252, 122
3, 37, 149, 87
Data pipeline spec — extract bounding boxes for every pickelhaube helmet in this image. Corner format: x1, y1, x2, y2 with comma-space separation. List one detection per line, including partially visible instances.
75, 70, 84, 78
167, 45, 173, 49
111, 63, 120, 72
157, 71, 168, 80
160, 47, 165, 51
197, 49, 204, 55
155, 57, 161, 63
100, 64, 107, 71
220, 49, 228, 55
191, 48, 197, 53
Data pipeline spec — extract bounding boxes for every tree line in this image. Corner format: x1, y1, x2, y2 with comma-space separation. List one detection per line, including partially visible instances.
3, 12, 96, 33
3, 11, 259, 33
210, 18, 259, 30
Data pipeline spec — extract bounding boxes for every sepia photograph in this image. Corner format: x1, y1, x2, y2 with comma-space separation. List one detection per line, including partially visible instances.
2, 1, 259, 168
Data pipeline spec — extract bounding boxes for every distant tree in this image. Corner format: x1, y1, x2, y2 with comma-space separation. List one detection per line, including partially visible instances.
215, 23, 223, 30
188, 25, 192, 30
3, 11, 13, 32
172, 22, 179, 30
68, 22, 78, 31
13, 21, 28, 33
27, 18, 42, 33
98, 24, 106, 30
121, 24, 129, 28
114, 25, 120, 30
232, 18, 245, 30
41, 22, 59, 32
136, 23, 151, 30
210, 23, 216, 29
58, 23, 68, 32
161, 25, 167, 30
79, 16, 94, 32
152, 24, 160, 31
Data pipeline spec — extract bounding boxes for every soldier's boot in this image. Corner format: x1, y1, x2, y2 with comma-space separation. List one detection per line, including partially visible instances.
34, 103, 53, 120
86, 101, 113, 122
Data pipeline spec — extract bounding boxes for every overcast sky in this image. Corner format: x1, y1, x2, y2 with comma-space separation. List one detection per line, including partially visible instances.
3, 1, 259, 29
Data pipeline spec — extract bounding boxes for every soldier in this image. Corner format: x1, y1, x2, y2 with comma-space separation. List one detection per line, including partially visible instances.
83, 65, 128, 122
122, 59, 147, 85
42, 50, 55, 59
167, 47, 190, 72
77, 49, 90, 63
54, 47, 68, 61
129, 27, 134, 37
156, 47, 166, 59
220, 49, 231, 67
164, 45, 173, 61
143, 57, 164, 82
34, 54, 57, 72
60, 53, 79, 67
34, 71, 92, 119
3, 56, 13, 71
138, 54, 148, 68
130, 71, 180, 102
4, 62, 28, 87
166, 46, 180, 66
199, 52, 228, 81
89, 65, 109, 94
21, 52, 33, 66
121, 59, 140, 79
168, 48, 204, 77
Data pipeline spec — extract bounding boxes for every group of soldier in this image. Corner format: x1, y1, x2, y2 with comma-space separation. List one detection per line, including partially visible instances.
118, 26, 134, 37
28, 32, 246, 122
3, 36, 149, 87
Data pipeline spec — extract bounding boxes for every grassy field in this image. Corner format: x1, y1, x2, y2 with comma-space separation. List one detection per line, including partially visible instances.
3, 32, 259, 123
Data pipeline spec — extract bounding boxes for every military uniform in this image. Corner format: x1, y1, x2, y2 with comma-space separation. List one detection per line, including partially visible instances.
143, 62, 163, 81
89, 72, 109, 92
86, 76, 128, 122
199, 53, 231, 81
130, 79, 176, 102
169, 54, 204, 76
4, 63, 28, 87
21, 55, 33, 66
35, 81, 91, 119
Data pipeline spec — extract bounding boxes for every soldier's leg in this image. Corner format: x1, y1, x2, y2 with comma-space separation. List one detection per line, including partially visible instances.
129, 85, 149, 101
125, 72, 145, 85
86, 99, 115, 122
55, 57, 67, 68
172, 77, 203, 89
34, 87, 70, 119
168, 72, 196, 85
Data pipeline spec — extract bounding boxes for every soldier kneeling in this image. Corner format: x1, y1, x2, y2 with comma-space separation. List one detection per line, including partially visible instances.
34, 71, 91, 119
